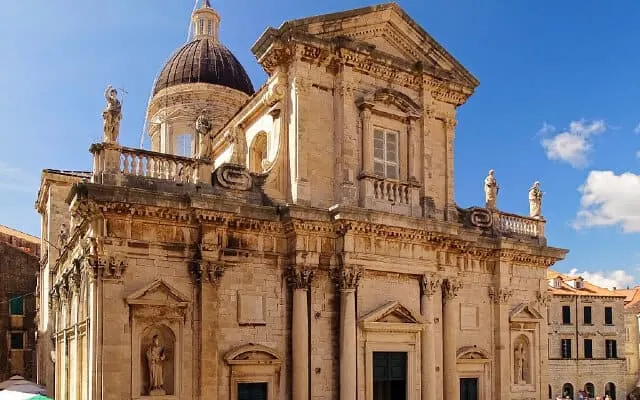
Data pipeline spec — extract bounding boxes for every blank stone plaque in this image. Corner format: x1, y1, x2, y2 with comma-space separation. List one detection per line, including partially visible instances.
460, 304, 479, 330
237, 292, 267, 325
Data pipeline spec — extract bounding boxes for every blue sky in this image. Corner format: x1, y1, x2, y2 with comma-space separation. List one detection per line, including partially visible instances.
1, 1, 639, 287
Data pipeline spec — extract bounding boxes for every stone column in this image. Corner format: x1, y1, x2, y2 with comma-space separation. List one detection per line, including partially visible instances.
288, 267, 313, 400
442, 278, 462, 400
420, 275, 441, 400
360, 105, 374, 175
490, 286, 513, 400
336, 266, 362, 400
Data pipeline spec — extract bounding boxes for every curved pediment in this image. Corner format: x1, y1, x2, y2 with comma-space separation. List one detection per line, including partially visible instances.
224, 343, 283, 365
457, 346, 491, 361
359, 88, 421, 118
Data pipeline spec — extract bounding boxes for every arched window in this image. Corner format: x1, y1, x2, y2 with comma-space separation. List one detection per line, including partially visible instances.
562, 383, 574, 399
584, 383, 594, 398
605, 382, 616, 399
249, 132, 268, 173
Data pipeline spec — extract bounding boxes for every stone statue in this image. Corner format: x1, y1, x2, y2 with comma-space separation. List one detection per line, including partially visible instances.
528, 181, 544, 218
58, 224, 69, 247
102, 85, 122, 144
146, 335, 166, 395
195, 112, 213, 159
514, 342, 526, 384
484, 169, 499, 209
225, 124, 247, 167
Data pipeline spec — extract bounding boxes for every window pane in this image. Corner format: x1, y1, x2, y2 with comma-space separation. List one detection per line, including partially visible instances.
238, 382, 267, 400
385, 132, 396, 144
9, 296, 23, 315
374, 130, 384, 141
10, 332, 24, 350
386, 165, 398, 179
374, 162, 385, 176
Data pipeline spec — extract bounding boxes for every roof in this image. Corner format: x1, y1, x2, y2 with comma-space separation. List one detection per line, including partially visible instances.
153, 38, 254, 96
547, 270, 627, 298
0, 224, 39, 244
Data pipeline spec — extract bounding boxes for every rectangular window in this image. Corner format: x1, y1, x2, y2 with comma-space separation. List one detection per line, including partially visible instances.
605, 306, 613, 325
584, 339, 592, 359
10, 332, 25, 350
562, 305, 571, 324
605, 339, 617, 358
198, 19, 204, 35
373, 129, 399, 180
561, 339, 572, 359
175, 134, 192, 157
583, 306, 592, 325
9, 295, 24, 316
207, 21, 213, 35
373, 351, 407, 400
237, 382, 267, 400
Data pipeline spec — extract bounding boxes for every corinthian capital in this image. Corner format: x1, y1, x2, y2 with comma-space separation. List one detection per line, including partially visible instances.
442, 278, 462, 301
420, 274, 441, 297
287, 266, 313, 289
488, 287, 513, 304
333, 266, 362, 290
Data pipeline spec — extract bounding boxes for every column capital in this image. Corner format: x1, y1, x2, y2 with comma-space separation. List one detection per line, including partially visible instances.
287, 266, 313, 289
488, 287, 513, 304
420, 274, 441, 297
190, 260, 225, 285
536, 290, 551, 307
442, 277, 462, 301
333, 266, 363, 291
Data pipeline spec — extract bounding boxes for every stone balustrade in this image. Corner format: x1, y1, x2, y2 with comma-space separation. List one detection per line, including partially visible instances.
493, 210, 545, 238
372, 179, 411, 205
358, 175, 421, 217
89, 143, 212, 186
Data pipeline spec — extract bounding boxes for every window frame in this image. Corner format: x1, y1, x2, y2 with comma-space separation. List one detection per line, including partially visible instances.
373, 127, 400, 180
9, 331, 26, 350
562, 305, 571, 325
604, 306, 613, 325
561, 338, 572, 359
583, 338, 593, 359
583, 305, 592, 325
9, 295, 25, 316
175, 133, 193, 157
605, 339, 617, 359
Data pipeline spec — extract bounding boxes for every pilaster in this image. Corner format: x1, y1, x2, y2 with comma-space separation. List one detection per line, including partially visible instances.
442, 277, 462, 400
420, 274, 441, 400
490, 285, 513, 400
287, 266, 313, 400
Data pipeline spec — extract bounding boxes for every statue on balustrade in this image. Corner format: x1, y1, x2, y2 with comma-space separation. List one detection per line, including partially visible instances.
528, 181, 544, 218
225, 124, 248, 167
195, 111, 213, 159
146, 334, 167, 395
484, 169, 499, 209
102, 85, 122, 144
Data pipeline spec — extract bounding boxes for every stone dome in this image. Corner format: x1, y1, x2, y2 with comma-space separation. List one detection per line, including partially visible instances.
152, 38, 255, 96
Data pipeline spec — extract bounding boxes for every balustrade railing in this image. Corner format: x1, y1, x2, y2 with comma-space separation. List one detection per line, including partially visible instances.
120, 147, 196, 183
494, 211, 542, 237
372, 179, 411, 205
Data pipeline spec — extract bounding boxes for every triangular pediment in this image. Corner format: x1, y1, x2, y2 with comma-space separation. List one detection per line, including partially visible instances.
271, 3, 478, 89
360, 301, 421, 324
510, 303, 543, 322
126, 279, 190, 307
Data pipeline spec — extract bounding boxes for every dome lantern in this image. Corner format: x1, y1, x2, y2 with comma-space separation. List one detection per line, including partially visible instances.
192, 0, 220, 41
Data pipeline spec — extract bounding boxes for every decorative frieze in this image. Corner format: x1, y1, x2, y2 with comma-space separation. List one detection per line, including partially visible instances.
420, 274, 441, 297
488, 287, 513, 304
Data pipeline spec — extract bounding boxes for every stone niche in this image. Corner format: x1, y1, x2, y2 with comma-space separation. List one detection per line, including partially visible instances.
509, 303, 543, 395
127, 279, 190, 399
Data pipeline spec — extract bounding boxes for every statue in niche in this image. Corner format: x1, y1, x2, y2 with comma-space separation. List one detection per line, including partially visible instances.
528, 181, 544, 218
102, 85, 122, 144
484, 169, 499, 209
195, 111, 213, 159
514, 341, 527, 384
225, 124, 247, 167
146, 335, 167, 395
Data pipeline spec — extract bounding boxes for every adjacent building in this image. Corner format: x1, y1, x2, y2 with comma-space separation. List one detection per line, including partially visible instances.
36, 2, 568, 400
547, 271, 626, 399
613, 286, 640, 396
0, 224, 40, 381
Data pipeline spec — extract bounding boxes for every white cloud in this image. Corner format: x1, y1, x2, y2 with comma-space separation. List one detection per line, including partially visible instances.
636, 150, 640, 159
568, 268, 635, 289
539, 119, 606, 168
634, 122, 640, 134
574, 170, 640, 232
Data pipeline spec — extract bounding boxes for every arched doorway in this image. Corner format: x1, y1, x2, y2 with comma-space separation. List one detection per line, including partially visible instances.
562, 383, 574, 399
605, 382, 616, 399
584, 382, 594, 398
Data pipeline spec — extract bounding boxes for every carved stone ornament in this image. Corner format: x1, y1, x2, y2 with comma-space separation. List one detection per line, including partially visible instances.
488, 287, 513, 304
442, 278, 462, 301
146, 334, 167, 396
536, 290, 551, 307
333, 266, 362, 290
469, 207, 493, 228
58, 224, 69, 248
484, 169, 499, 210
102, 84, 122, 144
225, 124, 248, 167
263, 83, 286, 107
528, 181, 544, 219
420, 274, 441, 297
213, 163, 252, 191
191, 261, 225, 284
287, 266, 314, 289
195, 111, 213, 159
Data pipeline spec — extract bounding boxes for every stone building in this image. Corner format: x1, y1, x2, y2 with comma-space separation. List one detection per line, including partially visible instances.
547, 271, 627, 399
613, 286, 640, 396
36, 2, 568, 400
0, 224, 40, 381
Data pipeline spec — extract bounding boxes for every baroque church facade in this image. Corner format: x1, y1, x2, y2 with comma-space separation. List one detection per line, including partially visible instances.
36, 2, 567, 400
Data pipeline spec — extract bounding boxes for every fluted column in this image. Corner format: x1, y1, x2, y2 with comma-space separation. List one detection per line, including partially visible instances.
442, 278, 462, 400
420, 275, 441, 400
288, 267, 313, 400
336, 266, 362, 400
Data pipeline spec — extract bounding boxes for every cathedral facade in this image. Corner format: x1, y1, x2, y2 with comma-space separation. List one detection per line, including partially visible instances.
36, 2, 567, 400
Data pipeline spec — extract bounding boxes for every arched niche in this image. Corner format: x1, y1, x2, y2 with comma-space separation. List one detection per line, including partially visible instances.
513, 334, 531, 385
224, 344, 283, 400
249, 132, 268, 173
140, 325, 176, 396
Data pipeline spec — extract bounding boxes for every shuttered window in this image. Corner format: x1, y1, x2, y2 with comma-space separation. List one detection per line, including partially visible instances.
373, 352, 406, 400
373, 129, 399, 180
605, 339, 617, 359
238, 382, 267, 400
561, 339, 572, 359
